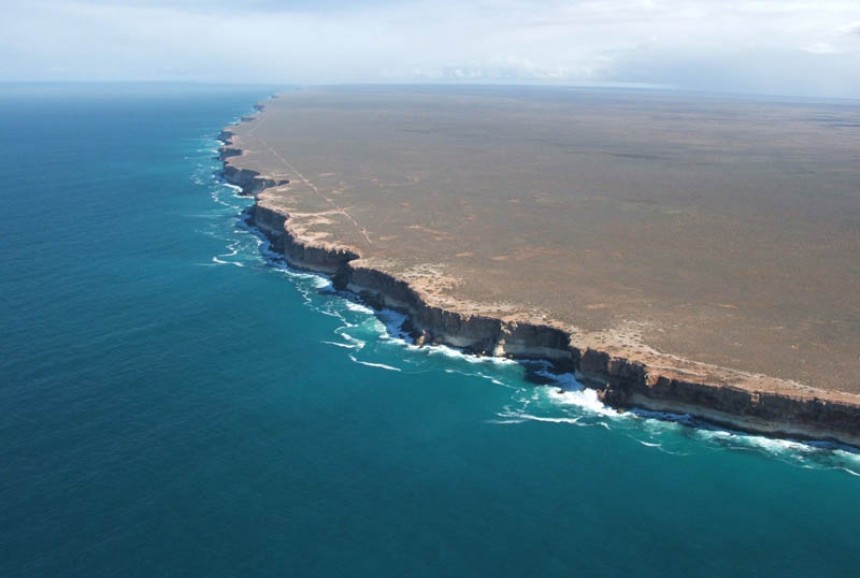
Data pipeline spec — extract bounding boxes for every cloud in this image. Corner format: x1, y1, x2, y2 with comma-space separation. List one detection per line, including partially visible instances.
51, 0, 405, 15
1, 0, 860, 97
804, 43, 838, 55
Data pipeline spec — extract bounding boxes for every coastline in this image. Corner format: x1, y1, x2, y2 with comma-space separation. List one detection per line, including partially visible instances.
219, 107, 860, 449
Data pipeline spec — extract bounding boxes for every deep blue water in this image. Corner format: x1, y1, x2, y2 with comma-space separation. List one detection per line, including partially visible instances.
2, 84, 860, 577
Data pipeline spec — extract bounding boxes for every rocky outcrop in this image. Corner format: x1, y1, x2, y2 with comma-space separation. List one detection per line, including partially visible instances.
219, 112, 860, 449
347, 263, 575, 365
218, 147, 242, 161
574, 348, 860, 446
596, 365, 860, 446
222, 165, 288, 197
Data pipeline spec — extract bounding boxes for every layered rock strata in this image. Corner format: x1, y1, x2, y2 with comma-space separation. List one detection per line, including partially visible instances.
219, 114, 860, 449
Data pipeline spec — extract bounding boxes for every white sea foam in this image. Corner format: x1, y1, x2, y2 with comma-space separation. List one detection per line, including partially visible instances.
548, 387, 611, 415
321, 340, 361, 350
695, 428, 811, 455
634, 409, 696, 426
443, 368, 512, 388
495, 407, 584, 426
521, 414, 584, 425
222, 182, 244, 194
338, 332, 365, 348
343, 301, 373, 314
376, 309, 409, 340
534, 369, 582, 391
533, 371, 620, 418
313, 277, 332, 290
289, 270, 325, 284
209, 190, 238, 209
418, 342, 517, 366
348, 355, 401, 372
687, 427, 860, 477
272, 262, 325, 284
219, 243, 239, 259
492, 388, 605, 429
212, 256, 243, 267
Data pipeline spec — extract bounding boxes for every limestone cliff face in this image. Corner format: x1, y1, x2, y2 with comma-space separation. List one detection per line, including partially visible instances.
218, 147, 242, 161
351, 264, 502, 351
281, 224, 358, 275
244, 204, 356, 273
500, 322, 575, 366
246, 204, 286, 248
219, 122, 860, 448
222, 165, 287, 197
244, 201, 576, 364
581, 349, 860, 445
347, 264, 574, 363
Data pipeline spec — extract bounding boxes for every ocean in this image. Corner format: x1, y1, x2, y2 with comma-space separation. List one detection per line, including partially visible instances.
1, 84, 859, 577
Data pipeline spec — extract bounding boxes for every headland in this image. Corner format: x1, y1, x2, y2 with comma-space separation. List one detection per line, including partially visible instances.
220, 86, 860, 446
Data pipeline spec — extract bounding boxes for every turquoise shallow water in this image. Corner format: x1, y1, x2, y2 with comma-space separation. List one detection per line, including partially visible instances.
2, 84, 860, 577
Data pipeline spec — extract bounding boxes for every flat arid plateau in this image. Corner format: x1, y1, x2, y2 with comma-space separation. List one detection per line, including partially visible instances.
223, 86, 860, 442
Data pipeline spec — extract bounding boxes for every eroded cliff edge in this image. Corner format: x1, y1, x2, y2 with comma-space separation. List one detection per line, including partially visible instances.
219, 114, 860, 449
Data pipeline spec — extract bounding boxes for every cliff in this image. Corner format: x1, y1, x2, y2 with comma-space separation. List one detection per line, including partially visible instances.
219, 114, 860, 449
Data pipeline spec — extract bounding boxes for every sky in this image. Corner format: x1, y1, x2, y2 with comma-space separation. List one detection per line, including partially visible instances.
2, 0, 860, 98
